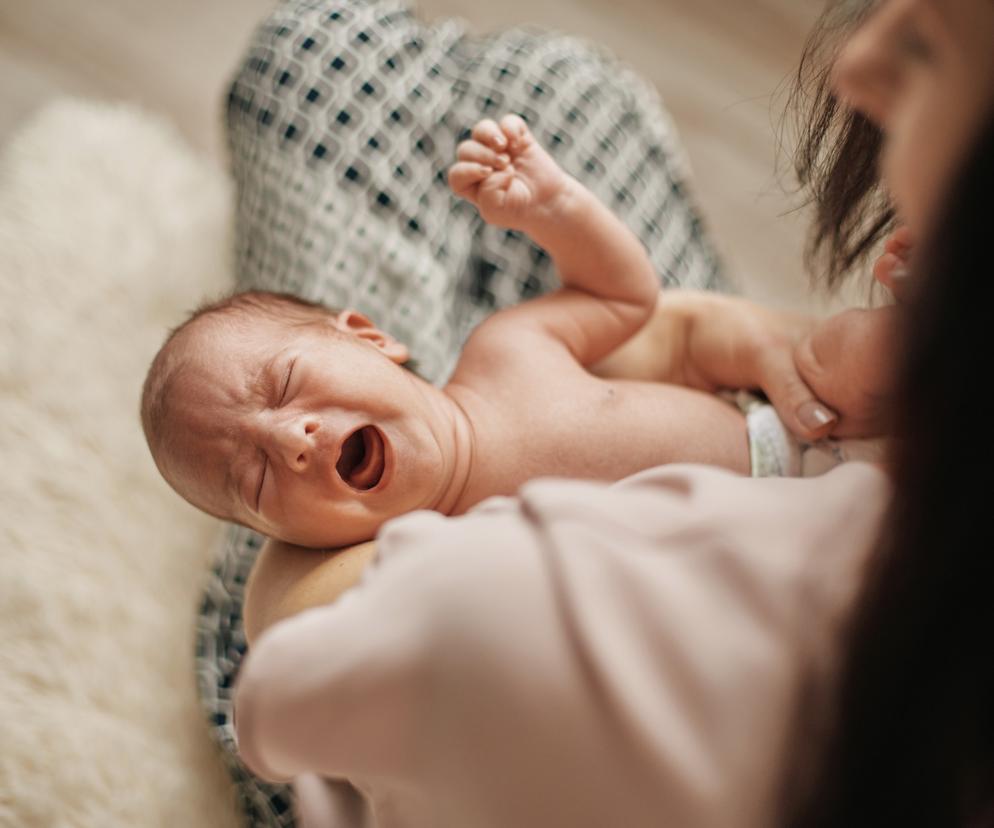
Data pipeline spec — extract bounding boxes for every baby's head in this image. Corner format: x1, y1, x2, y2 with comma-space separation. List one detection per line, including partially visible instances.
142, 290, 454, 548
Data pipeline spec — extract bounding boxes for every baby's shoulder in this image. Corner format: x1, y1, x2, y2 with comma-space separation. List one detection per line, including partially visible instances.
455, 314, 584, 388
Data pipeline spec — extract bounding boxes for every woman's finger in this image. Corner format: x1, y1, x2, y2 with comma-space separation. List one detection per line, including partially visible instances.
756, 348, 838, 441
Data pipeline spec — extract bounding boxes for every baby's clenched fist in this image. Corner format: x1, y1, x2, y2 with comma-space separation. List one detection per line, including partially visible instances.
448, 114, 570, 231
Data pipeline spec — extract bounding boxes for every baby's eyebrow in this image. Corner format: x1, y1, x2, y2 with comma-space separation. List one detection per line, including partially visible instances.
251, 348, 294, 405
251, 352, 282, 400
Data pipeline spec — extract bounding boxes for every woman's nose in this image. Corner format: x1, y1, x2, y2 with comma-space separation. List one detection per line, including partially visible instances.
272, 416, 320, 471
831, 14, 898, 127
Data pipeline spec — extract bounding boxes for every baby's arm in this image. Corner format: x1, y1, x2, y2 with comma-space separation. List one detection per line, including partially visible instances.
449, 115, 658, 367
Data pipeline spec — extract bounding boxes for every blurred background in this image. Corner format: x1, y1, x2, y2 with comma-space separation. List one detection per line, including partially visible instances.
0, 0, 834, 311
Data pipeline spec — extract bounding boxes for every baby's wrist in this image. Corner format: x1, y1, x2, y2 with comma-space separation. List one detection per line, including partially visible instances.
526, 176, 588, 243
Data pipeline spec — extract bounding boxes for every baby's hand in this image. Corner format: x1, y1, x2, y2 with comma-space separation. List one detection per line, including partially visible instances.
448, 114, 571, 232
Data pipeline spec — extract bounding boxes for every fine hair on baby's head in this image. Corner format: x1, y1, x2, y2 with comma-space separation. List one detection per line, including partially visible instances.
140, 290, 341, 510
142, 288, 429, 547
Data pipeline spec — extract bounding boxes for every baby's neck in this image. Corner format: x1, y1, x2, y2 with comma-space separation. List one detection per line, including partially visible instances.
412, 377, 476, 516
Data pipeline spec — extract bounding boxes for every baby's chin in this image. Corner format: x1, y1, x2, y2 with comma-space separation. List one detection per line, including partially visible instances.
263, 516, 384, 551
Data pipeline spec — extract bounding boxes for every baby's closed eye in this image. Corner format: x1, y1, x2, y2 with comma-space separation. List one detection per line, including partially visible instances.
278, 360, 296, 404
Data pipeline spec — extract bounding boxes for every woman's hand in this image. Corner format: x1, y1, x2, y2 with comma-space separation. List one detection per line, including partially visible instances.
792, 306, 899, 438
791, 227, 910, 437
595, 286, 904, 442
593, 290, 840, 441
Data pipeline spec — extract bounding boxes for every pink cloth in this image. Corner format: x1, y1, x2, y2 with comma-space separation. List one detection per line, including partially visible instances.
235, 462, 889, 827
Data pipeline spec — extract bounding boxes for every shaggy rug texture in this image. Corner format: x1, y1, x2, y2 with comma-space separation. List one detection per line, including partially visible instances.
0, 100, 242, 828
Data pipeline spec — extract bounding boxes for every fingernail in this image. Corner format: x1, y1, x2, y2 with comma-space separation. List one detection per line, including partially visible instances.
890, 264, 909, 282
797, 401, 838, 432
497, 154, 510, 166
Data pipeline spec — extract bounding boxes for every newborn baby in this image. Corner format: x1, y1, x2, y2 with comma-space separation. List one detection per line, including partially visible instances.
141, 114, 751, 549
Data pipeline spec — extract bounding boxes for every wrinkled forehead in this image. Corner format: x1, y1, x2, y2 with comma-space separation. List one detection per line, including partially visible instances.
156, 316, 279, 515
159, 405, 238, 521
168, 316, 270, 415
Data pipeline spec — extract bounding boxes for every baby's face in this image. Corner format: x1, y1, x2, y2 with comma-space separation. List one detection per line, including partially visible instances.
157, 313, 452, 547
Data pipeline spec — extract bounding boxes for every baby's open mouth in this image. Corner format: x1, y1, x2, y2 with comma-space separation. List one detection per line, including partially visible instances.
336, 425, 386, 491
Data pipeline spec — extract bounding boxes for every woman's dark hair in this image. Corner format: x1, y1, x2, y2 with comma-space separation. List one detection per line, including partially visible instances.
785, 1, 994, 823
790, 94, 994, 828
787, 0, 895, 288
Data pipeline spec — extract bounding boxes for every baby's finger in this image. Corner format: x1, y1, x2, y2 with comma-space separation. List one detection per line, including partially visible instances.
470, 119, 508, 151
499, 113, 529, 148
456, 140, 510, 169
447, 162, 492, 197
478, 168, 515, 197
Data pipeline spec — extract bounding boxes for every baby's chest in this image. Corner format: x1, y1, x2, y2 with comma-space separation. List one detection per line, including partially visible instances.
474, 374, 635, 481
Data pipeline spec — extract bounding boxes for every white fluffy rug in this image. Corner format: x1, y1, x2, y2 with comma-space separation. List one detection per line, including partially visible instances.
0, 101, 241, 828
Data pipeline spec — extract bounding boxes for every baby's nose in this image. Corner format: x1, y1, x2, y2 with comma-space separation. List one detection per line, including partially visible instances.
274, 416, 320, 471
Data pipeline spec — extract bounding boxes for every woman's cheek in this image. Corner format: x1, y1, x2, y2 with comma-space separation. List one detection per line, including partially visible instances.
880, 104, 931, 235
891, 76, 984, 235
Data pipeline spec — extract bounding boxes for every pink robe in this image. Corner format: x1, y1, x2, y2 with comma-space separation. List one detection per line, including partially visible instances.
235, 462, 889, 827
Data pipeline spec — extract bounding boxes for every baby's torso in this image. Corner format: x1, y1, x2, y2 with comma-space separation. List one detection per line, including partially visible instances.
446, 331, 749, 512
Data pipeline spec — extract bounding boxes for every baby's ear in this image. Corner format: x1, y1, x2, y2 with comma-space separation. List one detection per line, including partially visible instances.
331, 309, 410, 364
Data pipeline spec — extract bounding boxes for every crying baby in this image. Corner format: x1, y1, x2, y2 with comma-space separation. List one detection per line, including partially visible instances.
141, 115, 750, 549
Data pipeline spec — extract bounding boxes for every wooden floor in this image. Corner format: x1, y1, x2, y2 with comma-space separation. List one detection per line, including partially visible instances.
0, 0, 846, 311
